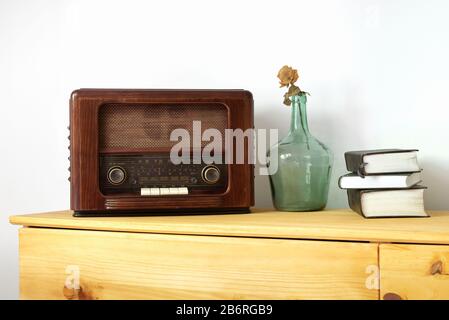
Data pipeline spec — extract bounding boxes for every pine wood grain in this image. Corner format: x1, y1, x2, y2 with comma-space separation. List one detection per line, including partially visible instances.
380, 243, 449, 300
10, 209, 449, 245
19, 227, 378, 300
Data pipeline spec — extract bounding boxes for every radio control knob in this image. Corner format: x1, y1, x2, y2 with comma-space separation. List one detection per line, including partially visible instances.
201, 166, 220, 184
107, 166, 126, 185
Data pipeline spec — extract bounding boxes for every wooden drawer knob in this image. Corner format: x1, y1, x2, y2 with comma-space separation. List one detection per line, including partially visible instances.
383, 292, 402, 300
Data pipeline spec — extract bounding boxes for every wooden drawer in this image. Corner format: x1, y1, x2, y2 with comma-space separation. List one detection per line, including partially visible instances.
380, 243, 449, 300
19, 227, 378, 300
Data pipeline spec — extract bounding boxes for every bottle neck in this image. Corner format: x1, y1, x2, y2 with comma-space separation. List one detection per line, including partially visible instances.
289, 95, 310, 136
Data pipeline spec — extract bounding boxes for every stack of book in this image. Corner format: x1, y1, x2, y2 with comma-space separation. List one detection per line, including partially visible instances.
338, 149, 428, 218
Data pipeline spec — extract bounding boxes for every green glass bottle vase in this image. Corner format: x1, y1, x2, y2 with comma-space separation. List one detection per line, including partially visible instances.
267, 95, 333, 211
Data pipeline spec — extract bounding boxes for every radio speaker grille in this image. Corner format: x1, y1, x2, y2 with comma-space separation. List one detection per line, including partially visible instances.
99, 103, 228, 151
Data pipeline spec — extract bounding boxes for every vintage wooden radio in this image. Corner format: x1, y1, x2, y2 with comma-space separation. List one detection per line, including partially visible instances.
69, 89, 254, 216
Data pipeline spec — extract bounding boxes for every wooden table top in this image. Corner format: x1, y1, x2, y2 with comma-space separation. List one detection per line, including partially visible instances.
9, 209, 449, 245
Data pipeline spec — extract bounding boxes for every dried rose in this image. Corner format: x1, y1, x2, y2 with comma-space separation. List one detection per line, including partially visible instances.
278, 65, 309, 106
277, 65, 299, 87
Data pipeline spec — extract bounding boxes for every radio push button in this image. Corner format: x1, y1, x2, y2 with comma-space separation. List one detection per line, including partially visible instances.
160, 188, 171, 195
140, 188, 161, 196
140, 187, 188, 196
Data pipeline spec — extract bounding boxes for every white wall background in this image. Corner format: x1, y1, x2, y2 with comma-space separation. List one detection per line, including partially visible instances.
1, 0, 449, 299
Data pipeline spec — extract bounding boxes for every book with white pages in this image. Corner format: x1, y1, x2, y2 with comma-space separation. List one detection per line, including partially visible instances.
347, 186, 428, 218
338, 172, 422, 189
344, 149, 420, 176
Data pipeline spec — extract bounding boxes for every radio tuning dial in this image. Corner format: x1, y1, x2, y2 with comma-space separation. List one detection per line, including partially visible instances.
107, 166, 126, 185
201, 165, 221, 184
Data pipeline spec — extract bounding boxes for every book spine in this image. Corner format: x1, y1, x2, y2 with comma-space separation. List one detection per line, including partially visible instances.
347, 189, 366, 218
344, 153, 367, 177
338, 176, 344, 189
